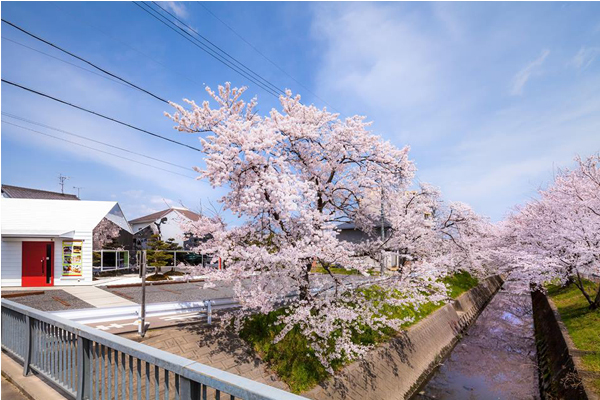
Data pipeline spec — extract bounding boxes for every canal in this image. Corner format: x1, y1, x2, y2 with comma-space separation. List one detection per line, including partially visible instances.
414, 281, 540, 400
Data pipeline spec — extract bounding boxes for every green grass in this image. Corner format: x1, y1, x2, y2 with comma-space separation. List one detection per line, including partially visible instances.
311, 265, 361, 275
443, 270, 479, 298
546, 280, 600, 393
239, 271, 480, 393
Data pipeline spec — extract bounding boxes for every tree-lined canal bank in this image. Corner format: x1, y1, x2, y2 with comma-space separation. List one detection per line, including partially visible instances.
414, 281, 540, 400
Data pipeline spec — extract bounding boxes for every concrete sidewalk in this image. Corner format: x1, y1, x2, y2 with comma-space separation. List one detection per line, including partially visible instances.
62, 286, 136, 307
1, 353, 66, 400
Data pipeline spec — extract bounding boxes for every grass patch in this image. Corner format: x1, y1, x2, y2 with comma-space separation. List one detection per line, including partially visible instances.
311, 265, 361, 275
546, 279, 600, 392
443, 270, 479, 298
239, 271, 480, 393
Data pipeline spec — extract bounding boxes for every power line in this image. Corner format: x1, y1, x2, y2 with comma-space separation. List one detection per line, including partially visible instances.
2, 120, 196, 179
1, 18, 169, 104
133, 2, 282, 99
151, 1, 284, 96
135, 1, 280, 98
1, 112, 193, 171
1, 79, 203, 152
196, 2, 340, 112
51, 3, 207, 91
2, 36, 139, 91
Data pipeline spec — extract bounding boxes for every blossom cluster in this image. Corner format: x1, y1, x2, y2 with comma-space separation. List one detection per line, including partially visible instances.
167, 83, 495, 370
497, 155, 600, 308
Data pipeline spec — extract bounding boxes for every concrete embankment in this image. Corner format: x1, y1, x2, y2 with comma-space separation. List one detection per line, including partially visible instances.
532, 290, 596, 400
304, 275, 503, 400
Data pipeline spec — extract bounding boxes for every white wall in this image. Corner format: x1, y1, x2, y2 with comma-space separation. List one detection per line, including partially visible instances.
132, 222, 151, 234
132, 211, 190, 247
1, 231, 93, 287
1, 240, 22, 286
158, 212, 188, 247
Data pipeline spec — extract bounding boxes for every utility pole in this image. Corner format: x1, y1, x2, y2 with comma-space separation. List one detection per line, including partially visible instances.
58, 174, 70, 194
73, 186, 84, 199
138, 250, 149, 337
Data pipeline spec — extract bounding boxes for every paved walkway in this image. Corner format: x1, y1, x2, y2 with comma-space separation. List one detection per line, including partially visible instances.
1, 377, 28, 400
1, 353, 66, 400
121, 323, 288, 391
62, 286, 135, 307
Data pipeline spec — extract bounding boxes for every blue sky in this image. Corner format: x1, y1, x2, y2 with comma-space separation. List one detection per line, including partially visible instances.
2, 1, 599, 222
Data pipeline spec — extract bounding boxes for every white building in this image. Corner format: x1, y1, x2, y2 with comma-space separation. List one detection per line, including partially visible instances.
129, 207, 202, 249
1, 198, 132, 287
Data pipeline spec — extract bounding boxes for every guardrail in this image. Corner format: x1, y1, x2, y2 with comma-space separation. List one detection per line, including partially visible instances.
1, 299, 307, 400
51, 299, 240, 325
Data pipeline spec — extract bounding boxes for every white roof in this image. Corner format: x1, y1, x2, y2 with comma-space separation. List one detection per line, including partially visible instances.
1, 198, 133, 237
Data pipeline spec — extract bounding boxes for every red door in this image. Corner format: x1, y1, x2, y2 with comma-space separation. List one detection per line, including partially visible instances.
22, 242, 54, 287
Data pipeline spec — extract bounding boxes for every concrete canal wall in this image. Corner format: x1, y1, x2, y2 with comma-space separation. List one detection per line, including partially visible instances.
304, 275, 504, 400
532, 290, 597, 400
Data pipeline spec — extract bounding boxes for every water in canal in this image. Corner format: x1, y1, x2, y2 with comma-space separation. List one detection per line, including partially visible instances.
414, 281, 540, 400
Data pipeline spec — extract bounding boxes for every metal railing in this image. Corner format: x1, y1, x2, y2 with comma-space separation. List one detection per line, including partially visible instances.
1, 299, 306, 400
93, 250, 130, 273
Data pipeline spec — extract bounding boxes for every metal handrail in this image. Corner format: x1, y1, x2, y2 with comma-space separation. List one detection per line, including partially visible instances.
1, 299, 306, 400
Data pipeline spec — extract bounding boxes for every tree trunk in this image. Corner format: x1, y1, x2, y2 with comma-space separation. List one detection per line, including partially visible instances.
591, 283, 600, 310
574, 272, 596, 309
299, 263, 311, 301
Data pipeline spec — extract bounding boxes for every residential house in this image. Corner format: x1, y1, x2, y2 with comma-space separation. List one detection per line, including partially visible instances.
336, 221, 402, 271
129, 207, 203, 250
1, 198, 133, 287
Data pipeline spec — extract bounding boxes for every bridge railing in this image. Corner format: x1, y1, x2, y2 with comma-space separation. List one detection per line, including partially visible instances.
1, 299, 306, 400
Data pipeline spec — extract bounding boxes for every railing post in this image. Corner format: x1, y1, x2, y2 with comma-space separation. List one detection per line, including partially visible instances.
206, 301, 212, 325
23, 316, 32, 376
76, 337, 92, 400
179, 376, 200, 400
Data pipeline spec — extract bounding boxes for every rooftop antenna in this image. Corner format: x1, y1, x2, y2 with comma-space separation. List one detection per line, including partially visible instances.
58, 174, 70, 194
73, 186, 84, 198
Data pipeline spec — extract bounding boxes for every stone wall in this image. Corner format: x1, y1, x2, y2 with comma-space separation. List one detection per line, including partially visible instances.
532, 290, 596, 400
304, 275, 504, 400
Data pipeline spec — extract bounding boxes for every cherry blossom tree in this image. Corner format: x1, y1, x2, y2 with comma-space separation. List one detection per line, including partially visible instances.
93, 217, 123, 250
499, 155, 600, 309
166, 83, 487, 369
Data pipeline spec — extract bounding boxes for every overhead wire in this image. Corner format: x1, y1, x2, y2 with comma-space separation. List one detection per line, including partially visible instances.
1, 79, 203, 152
151, 1, 284, 96
133, 1, 282, 99
1, 36, 139, 91
1, 112, 193, 171
2, 120, 197, 179
1, 18, 170, 104
196, 2, 340, 112
51, 2, 208, 91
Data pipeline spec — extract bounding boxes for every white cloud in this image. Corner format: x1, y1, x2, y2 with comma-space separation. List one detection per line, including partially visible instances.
311, 3, 600, 220
123, 189, 144, 199
571, 46, 600, 70
163, 1, 189, 20
149, 195, 174, 207
510, 49, 550, 96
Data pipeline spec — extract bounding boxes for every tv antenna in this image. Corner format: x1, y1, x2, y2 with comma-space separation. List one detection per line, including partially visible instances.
73, 186, 84, 198
58, 174, 70, 194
